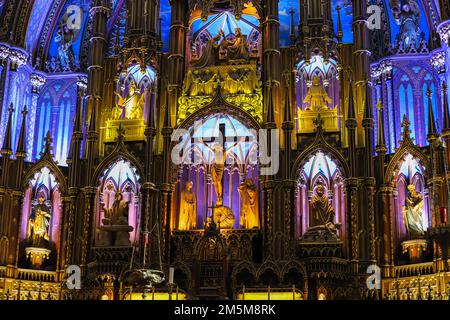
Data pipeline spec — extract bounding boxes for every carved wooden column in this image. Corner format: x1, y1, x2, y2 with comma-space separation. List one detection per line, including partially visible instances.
160, 183, 174, 265
379, 185, 394, 277
8, 190, 23, 268
282, 180, 296, 259
58, 195, 72, 277
345, 178, 359, 270
168, 0, 187, 121
353, 0, 371, 145
262, 0, 281, 121
80, 187, 96, 275
262, 180, 275, 260
88, 0, 110, 131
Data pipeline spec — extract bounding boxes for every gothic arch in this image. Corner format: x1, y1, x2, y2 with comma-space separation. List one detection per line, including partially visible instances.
91, 143, 144, 187
175, 92, 261, 131
384, 145, 430, 184
232, 260, 257, 279
291, 144, 350, 181
22, 152, 67, 194
256, 260, 281, 280
280, 260, 307, 280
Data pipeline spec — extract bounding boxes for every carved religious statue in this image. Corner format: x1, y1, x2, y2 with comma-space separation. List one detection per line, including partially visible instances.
192, 28, 250, 68
191, 29, 224, 68
183, 69, 219, 96
113, 82, 145, 120
310, 184, 338, 231
390, 0, 423, 49
179, 181, 197, 230
201, 138, 242, 206
303, 76, 332, 111
98, 191, 134, 247
222, 28, 250, 61
238, 179, 259, 229
55, 14, 78, 70
102, 191, 130, 226
402, 184, 426, 237
27, 197, 52, 248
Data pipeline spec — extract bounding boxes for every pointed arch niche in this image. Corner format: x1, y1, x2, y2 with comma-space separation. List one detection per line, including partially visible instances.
295, 151, 346, 240
173, 113, 259, 230
94, 159, 141, 245
19, 167, 63, 270
392, 153, 430, 244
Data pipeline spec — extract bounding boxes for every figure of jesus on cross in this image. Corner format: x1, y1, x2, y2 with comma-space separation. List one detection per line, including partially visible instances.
198, 123, 246, 206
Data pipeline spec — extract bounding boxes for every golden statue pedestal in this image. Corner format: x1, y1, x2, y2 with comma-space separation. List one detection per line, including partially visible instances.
402, 239, 428, 263
102, 119, 146, 142
297, 108, 340, 133
25, 247, 51, 268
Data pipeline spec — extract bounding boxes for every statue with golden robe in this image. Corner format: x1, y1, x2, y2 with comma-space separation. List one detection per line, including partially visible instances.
27, 197, 52, 247
303, 76, 332, 111
402, 184, 426, 237
179, 181, 197, 230
114, 82, 145, 120
238, 179, 259, 229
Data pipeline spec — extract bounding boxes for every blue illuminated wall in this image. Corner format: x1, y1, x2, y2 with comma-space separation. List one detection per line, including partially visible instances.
0, 68, 33, 157
33, 79, 77, 165
373, 58, 441, 153
26, 0, 54, 53
160, 0, 171, 52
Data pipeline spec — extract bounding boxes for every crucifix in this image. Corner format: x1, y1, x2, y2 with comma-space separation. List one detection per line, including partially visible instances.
196, 123, 247, 208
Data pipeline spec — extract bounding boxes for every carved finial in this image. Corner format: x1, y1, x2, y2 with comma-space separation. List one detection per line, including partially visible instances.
401, 114, 411, 140
41, 131, 53, 156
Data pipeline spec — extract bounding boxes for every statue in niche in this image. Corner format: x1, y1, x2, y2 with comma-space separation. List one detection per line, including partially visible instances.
309, 184, 339, 232
238, 179, 259, 229
102, 191, 130, 226
223, 71, 239, 94
402, 184, 426, 237
114, 82, 145, 120
301, 183, 341, 242
54, 11, 81, 70
27, 198, 52, 248
390, 0, 423, 49
303, 76, 332, 111
98, 191, 134, 247
191, 30, 224, 68
222, 28, 250, 61
200, 138, 242, 206
179, 181, 197, 230
182, 69, 219, 96
200, 69, 220, 95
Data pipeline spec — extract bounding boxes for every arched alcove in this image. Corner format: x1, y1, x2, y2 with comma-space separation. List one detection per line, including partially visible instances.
94, 159, 141, 245
19, 167, 63, 270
